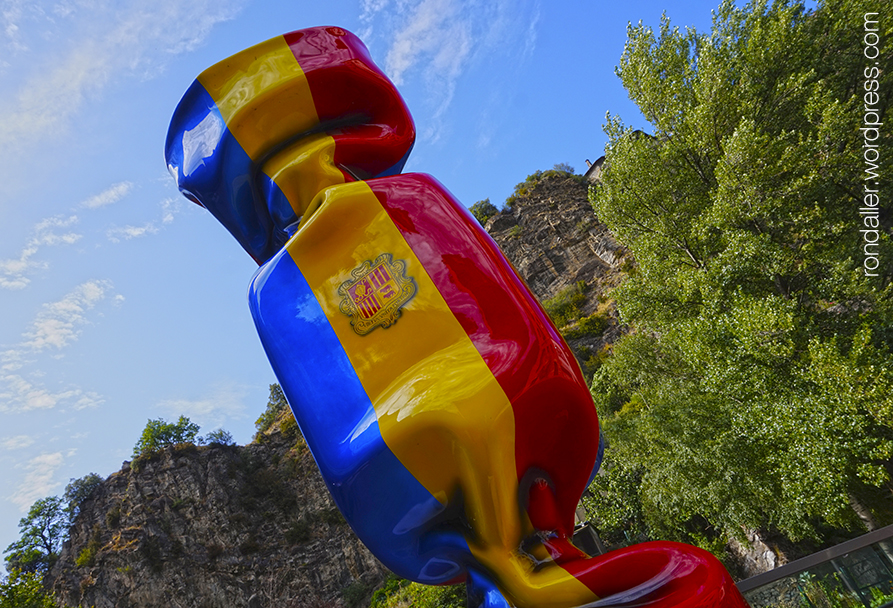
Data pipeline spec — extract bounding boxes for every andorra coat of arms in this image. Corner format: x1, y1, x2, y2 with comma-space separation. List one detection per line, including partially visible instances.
338, 253, 417, 335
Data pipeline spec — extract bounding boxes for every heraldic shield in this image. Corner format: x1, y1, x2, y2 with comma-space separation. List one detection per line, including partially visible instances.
338, 253, 417, 335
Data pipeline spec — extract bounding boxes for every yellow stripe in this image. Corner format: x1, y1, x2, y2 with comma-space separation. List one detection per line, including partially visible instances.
261, 133, 345, 218
197, 36, 319, 162
285, 181, 597, 607
197, 38, 344, 221
286, 180, 516, 506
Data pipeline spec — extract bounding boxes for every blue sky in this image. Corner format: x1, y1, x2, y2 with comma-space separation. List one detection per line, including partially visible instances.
0, 0, 721, 553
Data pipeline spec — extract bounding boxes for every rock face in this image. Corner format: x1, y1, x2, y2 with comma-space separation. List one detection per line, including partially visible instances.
49, 419, 389, 608
483, 171, 629, 375
485, 173, 622, 294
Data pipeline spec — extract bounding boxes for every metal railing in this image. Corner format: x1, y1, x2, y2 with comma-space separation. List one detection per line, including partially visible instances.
737, 525, 893, 608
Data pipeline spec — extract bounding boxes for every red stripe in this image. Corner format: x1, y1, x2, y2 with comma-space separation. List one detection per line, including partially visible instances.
284, 28, 415, 180
368, 174, 599, 537
360, 296, 379, 318
371, 265, 387, 288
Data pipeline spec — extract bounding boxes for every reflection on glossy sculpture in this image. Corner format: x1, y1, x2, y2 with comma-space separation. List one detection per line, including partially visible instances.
165, 26, 749, 608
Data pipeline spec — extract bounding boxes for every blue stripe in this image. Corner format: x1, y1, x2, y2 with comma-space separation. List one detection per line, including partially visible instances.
258, 172, 300, 242
165, 80, 282, 263
249, 246, 472, 581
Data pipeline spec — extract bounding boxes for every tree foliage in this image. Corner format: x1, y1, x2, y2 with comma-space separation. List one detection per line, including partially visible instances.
202, 428, 235, 446
542, 280, 590, 328
3, 498, 66, 575
255, 383, 289, 437
62, 473, 102, 527
469, 198, 498, 225
589, 0, 893, 546
370, 575, 465, 608
132, 415, 200, 457
0, 570, 56, 608
552, 162, 575, 174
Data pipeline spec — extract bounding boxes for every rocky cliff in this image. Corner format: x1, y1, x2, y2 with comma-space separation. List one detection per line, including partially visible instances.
482, 170, 629, 377
49, 417, 389, 608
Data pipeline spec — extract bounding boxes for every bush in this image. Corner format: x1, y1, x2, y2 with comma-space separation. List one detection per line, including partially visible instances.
202, 428, 234, 446
504, 170, 543, 209
542, 281, 589, 328
582, 344, 613, 379
238, 536, 260, 555
105, 505, 122, 528
370, 576, 466, 608
64, 473, 102, 525
284, 519, 310, 544
581, 460, 648, 549
370, 576, 411, 608
319, 507, 345, 526
75, 543, 97, 568
563, 309, 611, 340
140, 536, 164, 573
132, 416, 200, 458
342, 581, 371, 608
469, 198, 498, 225
254, 384, 288, 438
279, 415, 299, 440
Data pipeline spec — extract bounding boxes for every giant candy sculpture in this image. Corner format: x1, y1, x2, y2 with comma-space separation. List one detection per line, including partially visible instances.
165, 26, 749, 608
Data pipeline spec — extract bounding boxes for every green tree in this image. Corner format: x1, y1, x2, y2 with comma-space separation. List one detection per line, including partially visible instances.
132, 415, 200, 458
468, 198, 498, 225
254, 383, 289, 437
62, 473, 102, 526
581, 460, 648, 548
202, 428, 234, 446
3, 498, 66, 575
0, 569, 56, 608
370, 575, 465, 608
590, 0, 893, 546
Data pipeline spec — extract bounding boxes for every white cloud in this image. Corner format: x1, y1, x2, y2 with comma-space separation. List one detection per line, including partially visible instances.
362, 0, 541, 143
106, 223, 158, 242
0, 184, 174, 288
3, 42, 110, 145
0, 0, 241, 151
106, 197, 182, 242
22, 280, 113, 351
81, 181, 132, 209
0, 349, 25, 372
0, 374, 76, 411
73, 392, 103, 410
0, 280, 117, 412
158, 383, 249, 430
0, 215, 81, 290
0, 0, 30, 55
0, 373, 103, 412
522, 3, 540, 58
360, 0, 391, 21
384, 0, 469, 86
383, 0, 471, 143
1, 435, 35, 450
160, 197, 180, 225
9, 452, 64, 510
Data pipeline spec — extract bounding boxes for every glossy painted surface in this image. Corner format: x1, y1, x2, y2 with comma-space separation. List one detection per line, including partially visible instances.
165, 27, 413, 264
165, 26, 749, 608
